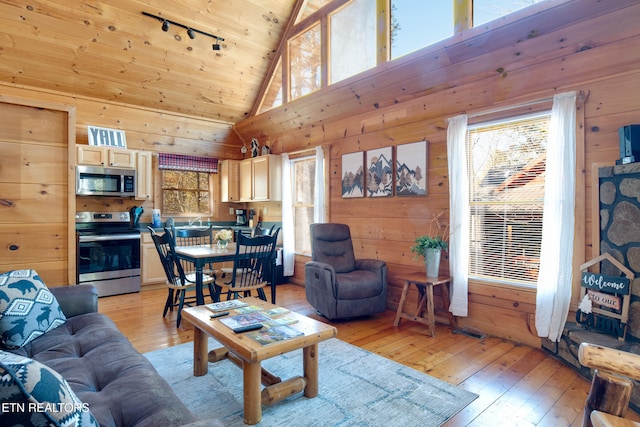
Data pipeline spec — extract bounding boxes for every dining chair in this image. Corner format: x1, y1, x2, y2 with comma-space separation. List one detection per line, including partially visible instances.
148, 227, 216, 327
169, 225, 216, 275
254, 222, 272, 236
216, 230, 279, 302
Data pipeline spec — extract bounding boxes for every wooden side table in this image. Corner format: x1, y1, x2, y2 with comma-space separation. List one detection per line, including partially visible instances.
393, 272, 456, 337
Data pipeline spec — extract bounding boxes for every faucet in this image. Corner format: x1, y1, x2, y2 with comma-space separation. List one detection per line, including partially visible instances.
188, 217, 202, 227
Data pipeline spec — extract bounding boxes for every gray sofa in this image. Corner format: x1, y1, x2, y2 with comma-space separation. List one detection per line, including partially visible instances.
3, 284, 222, 427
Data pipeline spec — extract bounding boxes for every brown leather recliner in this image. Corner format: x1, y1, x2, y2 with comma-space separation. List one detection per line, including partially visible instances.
305, 223, 388, 320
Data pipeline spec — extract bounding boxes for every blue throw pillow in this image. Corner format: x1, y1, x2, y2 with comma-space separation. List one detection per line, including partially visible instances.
0, 350, 99, 427
0, 270, 67, 348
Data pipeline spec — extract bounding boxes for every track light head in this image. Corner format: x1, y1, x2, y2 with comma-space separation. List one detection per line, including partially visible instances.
143, 12, 224, 52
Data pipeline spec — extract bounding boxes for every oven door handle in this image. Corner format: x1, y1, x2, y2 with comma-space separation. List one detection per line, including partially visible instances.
78, 234, 141, 243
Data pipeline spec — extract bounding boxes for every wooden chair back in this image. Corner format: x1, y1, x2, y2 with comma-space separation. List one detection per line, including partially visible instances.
170, 225, 214, 274
149, 228, 187, 288
221, 231, 278, 300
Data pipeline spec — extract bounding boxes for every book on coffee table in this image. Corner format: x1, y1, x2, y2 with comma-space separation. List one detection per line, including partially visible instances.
263, 316, 298, 327
205, 300, 248, 312
246, 325, 304, 345
262, 307, 290, 316
219, 311, 272, 332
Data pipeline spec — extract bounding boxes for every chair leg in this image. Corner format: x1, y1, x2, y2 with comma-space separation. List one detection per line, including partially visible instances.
207, 283, 217, 303
257, 288, 267, 301
176, 289, 186, 328
163, 289, 174, 317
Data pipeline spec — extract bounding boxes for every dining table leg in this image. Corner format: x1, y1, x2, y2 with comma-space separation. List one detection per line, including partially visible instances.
194, 261, 204, 306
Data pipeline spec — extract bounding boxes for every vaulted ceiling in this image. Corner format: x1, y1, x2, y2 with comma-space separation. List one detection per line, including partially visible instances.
0, 0, 298, 126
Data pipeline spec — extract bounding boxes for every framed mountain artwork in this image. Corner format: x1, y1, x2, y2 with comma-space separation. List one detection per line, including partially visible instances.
395, 140, 427, 196
341, 152, 365, 198
366, 147, 394, 197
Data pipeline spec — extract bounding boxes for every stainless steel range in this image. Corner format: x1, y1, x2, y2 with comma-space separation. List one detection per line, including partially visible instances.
75, 211, 141, 297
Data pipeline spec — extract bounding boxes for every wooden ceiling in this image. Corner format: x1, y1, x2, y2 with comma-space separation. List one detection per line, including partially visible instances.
0, 0, 298, 127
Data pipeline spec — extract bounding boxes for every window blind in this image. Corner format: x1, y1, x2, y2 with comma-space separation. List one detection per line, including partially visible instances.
466, 112, 550, 286
158, 153, 219, 173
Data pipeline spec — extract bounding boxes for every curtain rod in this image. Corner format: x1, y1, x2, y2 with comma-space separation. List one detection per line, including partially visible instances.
466, 96, 554, 119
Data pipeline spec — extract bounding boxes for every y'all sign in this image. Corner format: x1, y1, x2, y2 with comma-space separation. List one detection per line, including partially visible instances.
87, 125, 127, 148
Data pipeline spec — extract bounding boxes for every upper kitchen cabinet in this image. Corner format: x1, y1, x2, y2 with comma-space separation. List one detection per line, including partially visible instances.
135, 151, 153, 200
239, 155, 282, 202
220, 159, 240, 202
76, 145, 135, 168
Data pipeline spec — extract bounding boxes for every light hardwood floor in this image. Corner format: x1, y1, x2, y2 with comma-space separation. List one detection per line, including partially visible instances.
98, 284, 640, 426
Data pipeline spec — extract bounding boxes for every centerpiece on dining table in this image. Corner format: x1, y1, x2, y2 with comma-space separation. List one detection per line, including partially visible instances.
214, 229, 234, 249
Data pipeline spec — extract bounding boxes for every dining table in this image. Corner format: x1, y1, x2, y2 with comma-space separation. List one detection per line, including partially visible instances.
174, 243, 279, 306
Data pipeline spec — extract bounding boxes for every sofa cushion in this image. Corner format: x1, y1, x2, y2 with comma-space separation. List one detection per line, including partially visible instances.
0, 270, 66, 349
12, 312, 200, 427
0, 350, 99, 427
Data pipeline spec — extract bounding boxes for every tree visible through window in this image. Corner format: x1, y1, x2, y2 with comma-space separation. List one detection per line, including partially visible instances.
161, 170, 211, 215
292, 157, 316, 255
289, 24, 321, 100
466, 112, 550, 286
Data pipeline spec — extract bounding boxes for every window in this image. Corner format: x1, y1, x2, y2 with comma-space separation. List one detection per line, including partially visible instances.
292, 157, 316, 254
473, 0, 544, 27
289, 24, 322, 100
390, 0, 453, 59
329, 0, 377, 83
257, 0, 554, 112
466, 112, 550, 286
258, 58, 283, 114
161, 170, 212, 215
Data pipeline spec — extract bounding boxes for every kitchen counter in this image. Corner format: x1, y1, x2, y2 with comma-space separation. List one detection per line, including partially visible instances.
141, 223, 254, 234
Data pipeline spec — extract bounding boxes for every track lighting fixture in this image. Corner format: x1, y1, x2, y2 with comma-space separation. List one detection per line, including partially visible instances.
142, 12, 224, 50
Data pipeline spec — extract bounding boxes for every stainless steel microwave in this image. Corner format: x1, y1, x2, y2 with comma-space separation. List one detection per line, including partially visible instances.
76, 165, 136, 197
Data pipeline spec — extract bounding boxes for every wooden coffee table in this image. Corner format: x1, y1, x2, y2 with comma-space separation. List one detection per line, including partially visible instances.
181, 298, 337, 425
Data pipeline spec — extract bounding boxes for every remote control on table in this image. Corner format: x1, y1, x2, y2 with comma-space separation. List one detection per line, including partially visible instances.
210, 311, 230, 319
234, 324, 263, 333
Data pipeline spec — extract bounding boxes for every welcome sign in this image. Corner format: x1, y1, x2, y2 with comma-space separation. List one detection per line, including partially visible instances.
581, 272, 630, 295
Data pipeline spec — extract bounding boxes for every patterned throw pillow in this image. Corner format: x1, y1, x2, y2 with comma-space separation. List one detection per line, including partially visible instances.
0, 350, 99, 427
0, 270, 67, 348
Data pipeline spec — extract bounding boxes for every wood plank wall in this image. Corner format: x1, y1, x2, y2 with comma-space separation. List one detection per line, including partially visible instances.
0, 85, 248, 286
233, 0, 640, 347
1, 0, 639, 346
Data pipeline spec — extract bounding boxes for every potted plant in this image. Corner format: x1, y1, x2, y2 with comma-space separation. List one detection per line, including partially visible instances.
411, 211, 449, 278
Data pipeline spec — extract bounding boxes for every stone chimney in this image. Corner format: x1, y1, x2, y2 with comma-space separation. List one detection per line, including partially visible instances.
600, 163, 640, 339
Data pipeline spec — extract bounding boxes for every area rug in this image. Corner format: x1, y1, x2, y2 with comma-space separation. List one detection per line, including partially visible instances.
144, 338, 478, 426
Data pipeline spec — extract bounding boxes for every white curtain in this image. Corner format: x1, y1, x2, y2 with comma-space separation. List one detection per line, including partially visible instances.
447, 114, 470, 317
535, 91, 576, 341
314, 146, 326, 223
281, 153, 295, 276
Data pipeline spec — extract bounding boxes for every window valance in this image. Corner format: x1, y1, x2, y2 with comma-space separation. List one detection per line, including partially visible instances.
158, 153, 218, 173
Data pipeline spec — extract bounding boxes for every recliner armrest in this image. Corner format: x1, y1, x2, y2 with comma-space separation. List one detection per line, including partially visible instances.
355, 258, 386, 272
50, 285, 99, 318
305, 261, 337, 294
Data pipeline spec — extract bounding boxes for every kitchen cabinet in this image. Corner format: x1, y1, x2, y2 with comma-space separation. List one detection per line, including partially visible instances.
239, 155, 282, 202
135, 151, 153, 200
76, 145, 135, 168
141, 233, 165, 286
219, 159, 240, 202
